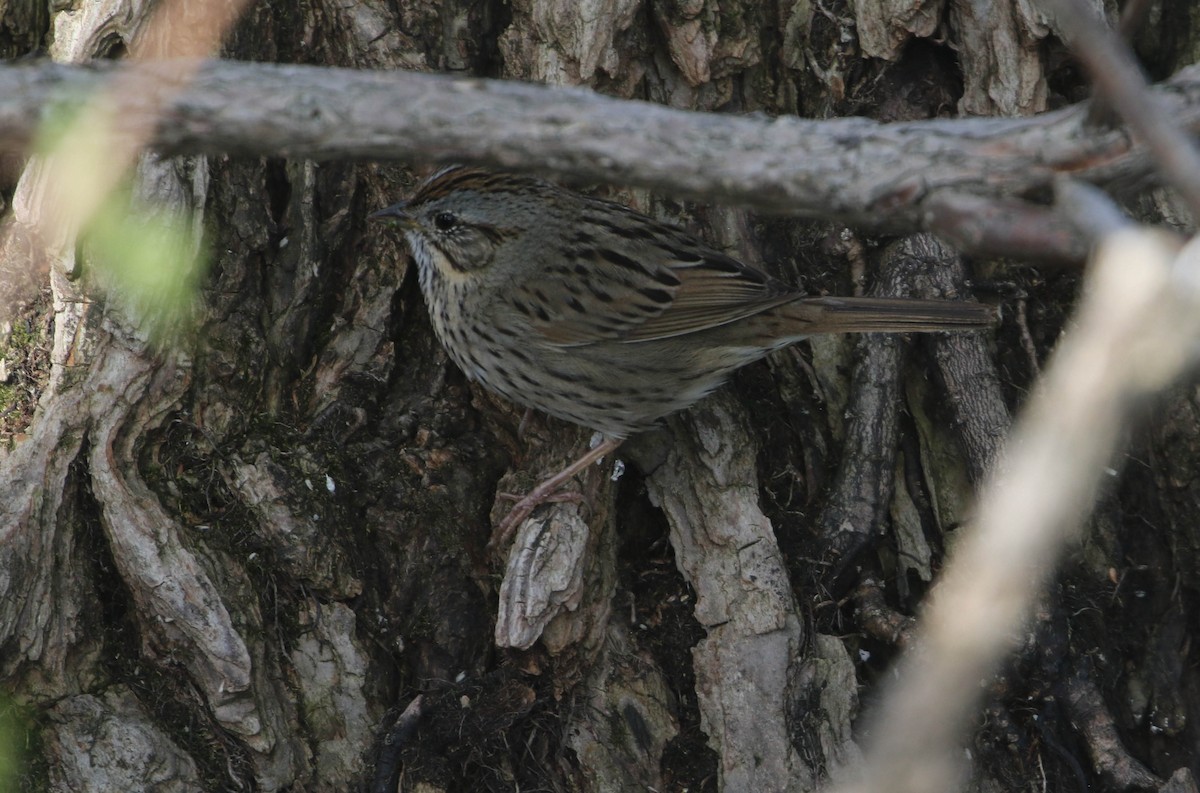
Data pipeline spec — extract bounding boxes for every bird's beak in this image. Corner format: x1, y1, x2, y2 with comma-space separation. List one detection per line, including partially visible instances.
368, 202, 418, 229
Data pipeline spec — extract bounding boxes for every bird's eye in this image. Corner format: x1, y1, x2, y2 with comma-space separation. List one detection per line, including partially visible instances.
433, 212, 457, 231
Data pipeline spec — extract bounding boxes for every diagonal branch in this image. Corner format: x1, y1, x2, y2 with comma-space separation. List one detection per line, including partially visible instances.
837, 187, 1200, 793
1043, 0, 1200, 220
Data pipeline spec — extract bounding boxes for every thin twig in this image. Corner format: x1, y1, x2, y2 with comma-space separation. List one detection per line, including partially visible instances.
1044, 0, 1200, 220
1084, 0, 1156, 126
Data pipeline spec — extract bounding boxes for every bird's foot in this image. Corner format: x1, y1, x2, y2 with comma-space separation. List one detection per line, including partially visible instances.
487, 437, 623, 555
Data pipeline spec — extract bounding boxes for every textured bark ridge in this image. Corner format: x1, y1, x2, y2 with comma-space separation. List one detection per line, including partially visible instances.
2, 1, 1200, 792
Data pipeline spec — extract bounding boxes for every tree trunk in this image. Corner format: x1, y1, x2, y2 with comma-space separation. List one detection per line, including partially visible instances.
2, 1, 1199, 792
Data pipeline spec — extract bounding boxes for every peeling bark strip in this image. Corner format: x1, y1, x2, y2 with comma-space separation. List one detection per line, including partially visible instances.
1, 59, 1200, 234
88, 347, 253, 727
633, 396, 816, 792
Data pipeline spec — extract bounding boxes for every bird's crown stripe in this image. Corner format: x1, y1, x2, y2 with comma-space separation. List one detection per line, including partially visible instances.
412, 166, 541, 203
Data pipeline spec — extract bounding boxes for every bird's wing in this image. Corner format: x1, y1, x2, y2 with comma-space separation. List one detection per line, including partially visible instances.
515, 208, 795, 347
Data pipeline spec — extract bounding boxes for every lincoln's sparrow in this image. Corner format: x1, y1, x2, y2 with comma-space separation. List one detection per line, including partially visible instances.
372, 167, 993, 548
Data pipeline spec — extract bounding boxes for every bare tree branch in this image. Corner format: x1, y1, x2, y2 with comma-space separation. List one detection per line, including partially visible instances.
4, 60, 1200, 250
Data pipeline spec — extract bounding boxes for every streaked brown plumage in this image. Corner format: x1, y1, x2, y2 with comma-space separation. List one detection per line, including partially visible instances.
372, 167, 993, 545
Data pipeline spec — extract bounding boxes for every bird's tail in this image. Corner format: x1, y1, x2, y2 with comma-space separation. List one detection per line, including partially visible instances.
780, 296, 997, 334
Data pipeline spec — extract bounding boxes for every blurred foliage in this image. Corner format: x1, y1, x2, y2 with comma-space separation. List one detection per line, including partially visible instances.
82, 185, 209, 340
34, 84, 208, 341
0, 696, 26, 790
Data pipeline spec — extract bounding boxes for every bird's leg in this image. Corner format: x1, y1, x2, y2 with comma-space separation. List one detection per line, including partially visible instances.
516, 407, 535, 440
488, 436, 624, 554
496, 491, 583, 505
